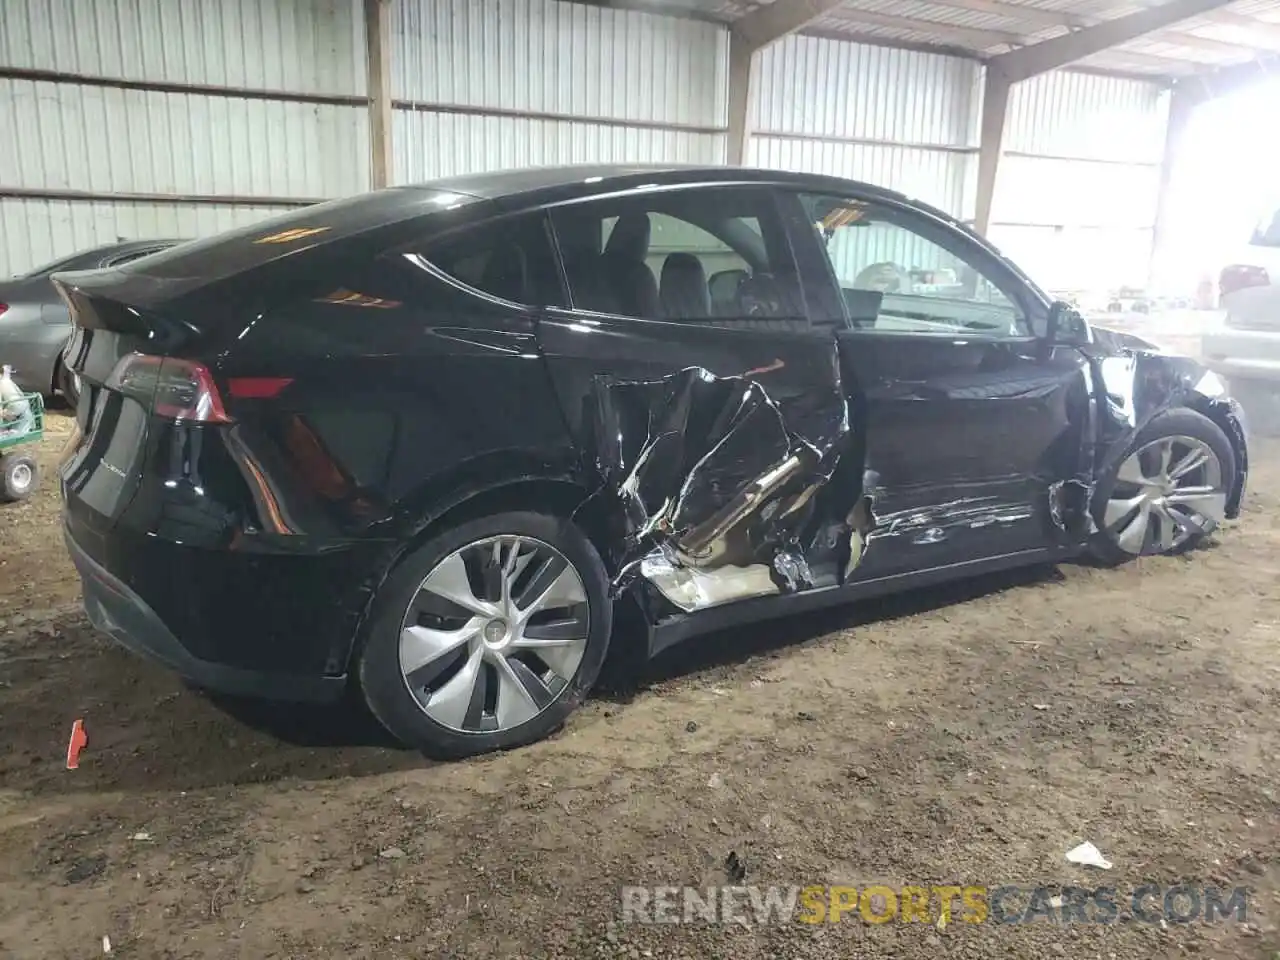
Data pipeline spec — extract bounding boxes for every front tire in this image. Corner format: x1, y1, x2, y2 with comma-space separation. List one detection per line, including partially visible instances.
1088, 408, 1235, 564
357, 511, 612, 760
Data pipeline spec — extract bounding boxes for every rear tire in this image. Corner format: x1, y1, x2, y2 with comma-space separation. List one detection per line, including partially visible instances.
357, 511, 612, 760
0, 453, 38, 502
1088, 408, 1234, 565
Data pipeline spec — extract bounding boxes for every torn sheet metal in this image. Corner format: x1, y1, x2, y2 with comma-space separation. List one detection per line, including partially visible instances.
584, 365, 852, 613
860, 494, 1035, 547
1048, 478, 1096, 538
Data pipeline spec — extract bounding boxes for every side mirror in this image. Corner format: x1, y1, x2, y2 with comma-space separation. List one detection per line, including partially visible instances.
1046, 300, 1091, 345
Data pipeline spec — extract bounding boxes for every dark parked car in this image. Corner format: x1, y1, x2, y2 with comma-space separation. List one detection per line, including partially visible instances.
54, 166, 1248, 759
1, 239, 184, 403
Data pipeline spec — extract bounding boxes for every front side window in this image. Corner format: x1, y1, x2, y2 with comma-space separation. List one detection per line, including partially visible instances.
550, 187, 807, 326
800, 193, 1029, 340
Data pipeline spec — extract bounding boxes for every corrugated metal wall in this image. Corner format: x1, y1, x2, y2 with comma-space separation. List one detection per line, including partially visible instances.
0, 0, 1170, 295
988, 71, 1170, 293
391, 0, 728, 183
748, 35, 980, 217
0, 0, 367, 275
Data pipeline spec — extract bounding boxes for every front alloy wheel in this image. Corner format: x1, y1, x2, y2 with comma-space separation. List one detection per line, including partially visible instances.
1103, 435, 1226, 555
399, 536, 590, 734
1091, 408, 1236, 563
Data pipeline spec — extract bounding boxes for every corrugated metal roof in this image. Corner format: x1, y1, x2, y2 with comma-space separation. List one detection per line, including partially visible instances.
606, 0, 1280, 80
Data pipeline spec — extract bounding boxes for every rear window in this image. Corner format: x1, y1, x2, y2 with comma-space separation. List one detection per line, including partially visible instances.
125, 188, 481, 281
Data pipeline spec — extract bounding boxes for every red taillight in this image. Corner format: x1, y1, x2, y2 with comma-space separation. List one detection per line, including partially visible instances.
227, 376, 293, 399
106, 353, 231, 424
1220, 264, 1270, 300
0, 303, 8, 318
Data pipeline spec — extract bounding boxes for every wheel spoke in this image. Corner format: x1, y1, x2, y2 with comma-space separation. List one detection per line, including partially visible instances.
422, 645, 485, 729
1104, 493, 1145, 530
1152, 505, 1177, 552
421, 553, 495, 617
1168, 448, 1208, 481
1116, 454, 1150, 486
493, 655, 552, 729
515, 555, 585, 622
1156, 439, 1173, 481
1164, 486, 1227, 526
401, 621, 479, 681
1115, 501, 1152, 554
500, 538, 536, 611
1161, 503, 1208, 537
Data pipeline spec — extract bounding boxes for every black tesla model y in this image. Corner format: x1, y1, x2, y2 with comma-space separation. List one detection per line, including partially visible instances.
54, 166, 1248, 759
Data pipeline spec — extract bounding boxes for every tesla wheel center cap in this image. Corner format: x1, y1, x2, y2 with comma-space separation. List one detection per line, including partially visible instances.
483, 619, 510, 647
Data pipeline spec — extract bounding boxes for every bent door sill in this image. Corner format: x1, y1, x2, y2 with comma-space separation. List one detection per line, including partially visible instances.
646, 546, 1077, 658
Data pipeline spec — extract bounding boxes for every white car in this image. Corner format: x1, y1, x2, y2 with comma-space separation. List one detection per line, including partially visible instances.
1202, 206, 1280, 430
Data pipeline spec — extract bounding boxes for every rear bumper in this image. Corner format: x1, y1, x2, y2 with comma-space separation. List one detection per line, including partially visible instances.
65, 525, 347, 702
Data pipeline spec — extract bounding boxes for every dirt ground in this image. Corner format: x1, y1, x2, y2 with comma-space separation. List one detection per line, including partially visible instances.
3, 403, 1280, 960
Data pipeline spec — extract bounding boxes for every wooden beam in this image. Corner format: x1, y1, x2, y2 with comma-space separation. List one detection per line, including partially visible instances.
732, 0, 846, 51
365, 0, 393, 190
988, 0, 1237, 83
974, 70, 1010, 237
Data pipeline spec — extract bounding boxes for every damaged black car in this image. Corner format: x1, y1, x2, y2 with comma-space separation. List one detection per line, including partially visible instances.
53, 166, 1248, 759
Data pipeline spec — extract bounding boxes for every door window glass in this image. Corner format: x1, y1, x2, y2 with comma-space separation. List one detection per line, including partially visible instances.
800, 194, 1029, 339
552, 188, 807, 327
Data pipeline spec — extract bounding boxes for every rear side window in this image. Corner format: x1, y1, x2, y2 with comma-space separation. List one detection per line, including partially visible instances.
124, 188, 480, 282
548, 186, 808, 327
410, 213, 565, 307
102, 246, 170, 268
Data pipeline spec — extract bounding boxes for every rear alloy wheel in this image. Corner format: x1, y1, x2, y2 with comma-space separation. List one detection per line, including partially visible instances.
1091, 409, 1234, 562
358, 512, 611, 759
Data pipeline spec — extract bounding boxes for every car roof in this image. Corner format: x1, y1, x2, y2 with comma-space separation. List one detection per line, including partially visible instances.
417, 164, 914, 207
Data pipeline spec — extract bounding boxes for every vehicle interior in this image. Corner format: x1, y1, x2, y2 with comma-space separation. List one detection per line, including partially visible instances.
550, 197, 809, 330
808, 196, 1027, 338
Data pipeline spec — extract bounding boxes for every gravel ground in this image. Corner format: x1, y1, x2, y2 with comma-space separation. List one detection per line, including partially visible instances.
1, 408, 1279, 960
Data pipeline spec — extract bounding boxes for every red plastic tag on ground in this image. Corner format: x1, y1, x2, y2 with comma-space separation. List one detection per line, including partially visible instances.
66, 719, 87, 770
